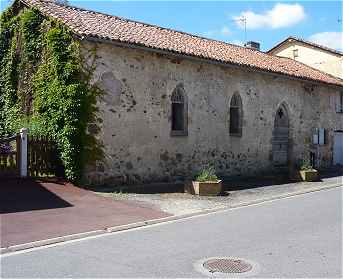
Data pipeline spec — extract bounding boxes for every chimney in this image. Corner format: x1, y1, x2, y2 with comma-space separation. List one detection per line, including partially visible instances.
244, 41, 260, 51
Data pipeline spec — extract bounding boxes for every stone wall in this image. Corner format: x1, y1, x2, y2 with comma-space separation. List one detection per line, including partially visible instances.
81, 41, 343, 185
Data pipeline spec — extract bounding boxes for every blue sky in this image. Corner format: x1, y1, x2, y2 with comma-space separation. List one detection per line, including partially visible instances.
1, 1, 342, 51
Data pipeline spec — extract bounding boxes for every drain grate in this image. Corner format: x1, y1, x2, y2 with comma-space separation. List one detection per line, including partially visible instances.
203, 258, 253, 274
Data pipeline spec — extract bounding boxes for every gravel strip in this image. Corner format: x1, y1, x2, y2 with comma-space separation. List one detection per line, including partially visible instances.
95, 175, 342, 216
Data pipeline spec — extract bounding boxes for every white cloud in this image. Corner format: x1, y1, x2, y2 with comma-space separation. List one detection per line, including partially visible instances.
233, 3, 306, 30
204, 25, 231, 37
308, 32, 343, 50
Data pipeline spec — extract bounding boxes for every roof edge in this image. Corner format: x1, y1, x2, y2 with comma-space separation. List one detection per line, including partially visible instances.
14, 0, 343, 88
20, 0, 264, 55
268, 36, 343, 56
84, 35, 343, 90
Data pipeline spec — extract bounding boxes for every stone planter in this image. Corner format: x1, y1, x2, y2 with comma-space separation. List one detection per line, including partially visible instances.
299, 169, 318, 182
186, 180, 222, 196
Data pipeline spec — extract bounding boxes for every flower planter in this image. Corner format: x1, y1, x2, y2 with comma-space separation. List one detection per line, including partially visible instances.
188, 180, 222, 196
299, 169, 318, 182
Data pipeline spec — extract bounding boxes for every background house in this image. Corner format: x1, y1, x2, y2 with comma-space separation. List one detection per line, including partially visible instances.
268, 36, 343, 79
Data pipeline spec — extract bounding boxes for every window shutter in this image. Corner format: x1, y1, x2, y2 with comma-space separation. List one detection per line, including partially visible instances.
336, 92, 343, 113
319, 128, 325, 145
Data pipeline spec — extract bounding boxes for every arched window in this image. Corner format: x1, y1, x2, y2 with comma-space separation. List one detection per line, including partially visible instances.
171, 84, 188, 136
275, 105, 289, 128
229, 93, 243, 136
273, 103, 290, 166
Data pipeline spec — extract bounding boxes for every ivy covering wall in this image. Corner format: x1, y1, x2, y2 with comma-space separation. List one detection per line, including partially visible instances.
0, 3, 101, 182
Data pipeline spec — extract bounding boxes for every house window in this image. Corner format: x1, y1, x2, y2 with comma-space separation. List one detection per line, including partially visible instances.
171, 84, 188, 136
293, 49, 299, 58
229, 93, 243, 136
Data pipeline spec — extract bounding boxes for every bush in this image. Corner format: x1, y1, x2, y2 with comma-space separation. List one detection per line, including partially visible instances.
195, 166, 218, 182
299, 158, 314, 171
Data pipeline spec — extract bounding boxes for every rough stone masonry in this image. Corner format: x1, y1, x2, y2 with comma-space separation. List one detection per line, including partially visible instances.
81, 41, 343, 186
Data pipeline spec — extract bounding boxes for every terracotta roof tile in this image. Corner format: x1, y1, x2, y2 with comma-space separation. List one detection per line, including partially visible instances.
20, 0, 343, 87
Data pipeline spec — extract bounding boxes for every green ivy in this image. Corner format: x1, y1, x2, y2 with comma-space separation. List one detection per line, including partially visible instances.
0, 5, 19, 136
0, 6, 102, 182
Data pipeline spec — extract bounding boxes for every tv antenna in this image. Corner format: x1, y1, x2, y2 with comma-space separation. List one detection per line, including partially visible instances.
231, 16, 247, 43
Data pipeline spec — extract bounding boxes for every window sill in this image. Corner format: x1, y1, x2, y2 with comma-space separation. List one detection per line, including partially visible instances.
230, 133, 242, 137
170, 130, 188, 137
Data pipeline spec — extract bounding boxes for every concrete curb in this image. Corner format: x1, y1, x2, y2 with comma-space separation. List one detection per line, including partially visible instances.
228, 182, 342, 209
0, 230, 104, 255
1, 182, 341, 255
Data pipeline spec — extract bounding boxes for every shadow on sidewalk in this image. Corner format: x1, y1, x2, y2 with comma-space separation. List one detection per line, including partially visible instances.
319, 166, 343, 179
0, 178, 72, 214
87, 166, 342, 195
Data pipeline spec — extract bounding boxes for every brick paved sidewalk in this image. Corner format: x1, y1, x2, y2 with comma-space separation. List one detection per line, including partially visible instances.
0, 178, 169, 248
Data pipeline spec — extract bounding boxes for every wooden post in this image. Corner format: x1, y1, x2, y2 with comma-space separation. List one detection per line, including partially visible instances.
20, 128, 28, 178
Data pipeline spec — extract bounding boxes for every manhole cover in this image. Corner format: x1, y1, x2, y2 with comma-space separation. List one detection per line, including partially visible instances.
203, 258, 253, 274
194, 257, 259, 277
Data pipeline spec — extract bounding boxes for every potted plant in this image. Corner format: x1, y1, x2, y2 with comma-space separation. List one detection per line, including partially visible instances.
186, 166, 222, 196
299, 158, 318, 182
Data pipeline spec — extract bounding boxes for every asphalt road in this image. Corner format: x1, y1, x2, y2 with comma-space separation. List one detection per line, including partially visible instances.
1, 187, 342, 278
